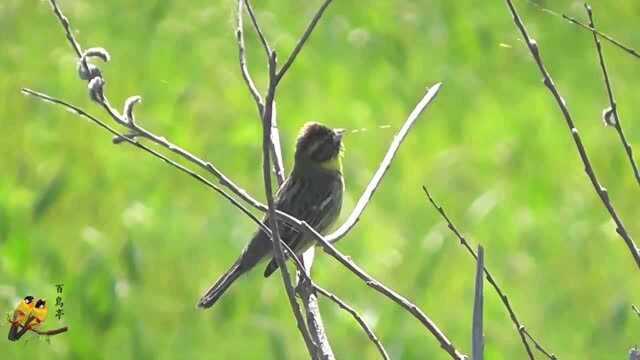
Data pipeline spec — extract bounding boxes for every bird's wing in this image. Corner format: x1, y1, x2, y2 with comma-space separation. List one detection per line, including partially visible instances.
263, 175, 342, 276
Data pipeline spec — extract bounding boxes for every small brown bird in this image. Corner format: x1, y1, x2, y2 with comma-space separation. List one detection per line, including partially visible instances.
198, 122, 345, 308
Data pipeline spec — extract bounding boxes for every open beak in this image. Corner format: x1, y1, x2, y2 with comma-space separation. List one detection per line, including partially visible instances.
333, 128, 345, 142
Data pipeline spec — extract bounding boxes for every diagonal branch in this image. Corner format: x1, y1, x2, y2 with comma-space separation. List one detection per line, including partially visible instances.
584, 4, 640, 186
20, 88, 269, 236
244, 0, 271, 57
326, 83, 442, 243
528, 2, 640, 60
275, 0, 334, 85
422, 185, 550, 359
560, 14, 640, 60
314, 286, 390, 360
502, 0, 640, 270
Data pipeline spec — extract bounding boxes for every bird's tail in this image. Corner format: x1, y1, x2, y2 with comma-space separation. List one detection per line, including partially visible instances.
197, 260, 245, 309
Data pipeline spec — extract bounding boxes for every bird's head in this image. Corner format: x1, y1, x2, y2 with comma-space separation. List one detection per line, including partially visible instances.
294, 122, 344, 172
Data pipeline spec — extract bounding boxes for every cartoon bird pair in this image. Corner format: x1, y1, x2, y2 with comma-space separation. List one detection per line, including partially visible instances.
7, 296, 49, 341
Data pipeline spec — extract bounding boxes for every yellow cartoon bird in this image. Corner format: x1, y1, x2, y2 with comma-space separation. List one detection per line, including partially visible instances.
13, 296, 35, 326
8, 296, 35, 341
30, 299, 48, 328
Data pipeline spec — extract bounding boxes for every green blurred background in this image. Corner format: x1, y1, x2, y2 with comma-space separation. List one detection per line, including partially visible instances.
1, 0, 639, 358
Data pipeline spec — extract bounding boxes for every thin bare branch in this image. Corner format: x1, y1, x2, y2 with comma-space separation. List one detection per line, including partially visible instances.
326, 83, 442, 243
315, 286, 390, 360
236, 0, 285, 186
47, 0, 266, 213
275, 0, 334, 85
423, 185, 552, 359
523, 329, 558, 360
47, 0, 82, 57
261, 51, 319, 358
528, 1, 640, 60
503, 0, 640, 270
584, 4, 640, 186
244, 0, 271, 57
236, 0, 264, 110
560, 14, 640, 60
32, 326, 69, 337
21, 88, 270, 236
277, 212, 466, 359
472, 246, 484, 360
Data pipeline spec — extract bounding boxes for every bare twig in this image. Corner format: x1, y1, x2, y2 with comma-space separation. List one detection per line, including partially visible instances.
20, 89, 271, 237
422, 185, 555, 359
560, 14, 640, 60
239, 0, 286, 186
261, 51, 319, 358
32, 326, 69, 336
503, 0, 640, 270
326, 83, 442, 243
236, 0, 264, 111
47, 0, 266, 214
244, 0, 271, 57
528, 1, 640, 60
523, 329, 558, 360
284, 215, 466, 359
275, 0, 334, 85
584, 4, 640, 186
472, 246, 484, 360
315, 286, 390, 360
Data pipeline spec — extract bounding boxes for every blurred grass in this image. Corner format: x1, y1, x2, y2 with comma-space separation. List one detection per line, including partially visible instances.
1, 0, 639, 358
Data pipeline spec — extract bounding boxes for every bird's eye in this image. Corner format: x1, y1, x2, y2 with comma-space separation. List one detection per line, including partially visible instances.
24, 296, 34, 303
35, 299, 46, 309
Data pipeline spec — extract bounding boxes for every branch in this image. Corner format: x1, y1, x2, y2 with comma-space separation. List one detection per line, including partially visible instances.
239, 0, 285, 186
522, 329, 558, 360
261, 51, 319, 358
584, 4, 640, 186
275, 0, 334, 85
314, 286, 390, 360
326, 83, 442, 243
528, 1, 640, 60
244, 0, 271, 57
282, 214, 466, 359
21, 89, 271, 237
502, 0, 640, 270
236, 0, 264, 111
422, 185, 556, 359
472, 246, 484, 360
560, 14, 640, 60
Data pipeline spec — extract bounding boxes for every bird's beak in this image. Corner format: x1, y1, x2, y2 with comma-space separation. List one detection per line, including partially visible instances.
333, 128, 345, 141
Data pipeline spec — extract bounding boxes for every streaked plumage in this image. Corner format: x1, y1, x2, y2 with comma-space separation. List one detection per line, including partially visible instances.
198, 122, 345, 308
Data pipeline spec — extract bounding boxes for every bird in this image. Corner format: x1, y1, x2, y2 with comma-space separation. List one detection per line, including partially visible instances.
197, 122, 345, 308
8, 296, 35, 340
30, 299, 48, 329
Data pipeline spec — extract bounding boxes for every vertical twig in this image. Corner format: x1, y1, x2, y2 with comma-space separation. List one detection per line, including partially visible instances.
502, 0, 640, 270
584, 3, 640, 186
261, 51, 319, 358
472, 246, 484, 360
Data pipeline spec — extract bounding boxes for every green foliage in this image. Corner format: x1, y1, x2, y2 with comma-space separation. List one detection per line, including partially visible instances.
1, 0, 639, 358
